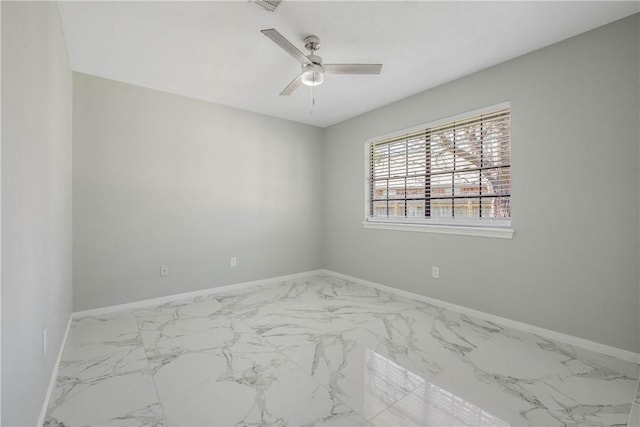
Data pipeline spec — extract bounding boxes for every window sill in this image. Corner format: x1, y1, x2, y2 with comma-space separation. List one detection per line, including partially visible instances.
362, 220, 514, 239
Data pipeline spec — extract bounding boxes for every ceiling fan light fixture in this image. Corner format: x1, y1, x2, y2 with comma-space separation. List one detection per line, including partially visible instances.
301, 63, 324, 87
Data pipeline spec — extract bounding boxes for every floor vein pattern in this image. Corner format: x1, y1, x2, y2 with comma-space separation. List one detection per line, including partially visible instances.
44, 275, 639, 427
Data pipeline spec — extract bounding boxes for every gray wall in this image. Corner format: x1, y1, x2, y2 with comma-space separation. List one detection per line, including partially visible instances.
323, 14, 640, 353
1, 2, 73, 425
73, 73, 324, 311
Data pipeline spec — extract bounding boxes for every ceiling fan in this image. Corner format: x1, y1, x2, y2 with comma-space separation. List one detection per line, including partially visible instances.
261, 29, 383, 96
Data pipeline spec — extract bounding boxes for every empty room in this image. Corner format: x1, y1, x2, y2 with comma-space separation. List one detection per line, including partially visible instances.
2, 1, 640, 426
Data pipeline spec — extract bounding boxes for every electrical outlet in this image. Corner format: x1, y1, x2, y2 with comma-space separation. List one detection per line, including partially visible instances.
160, 265, 169, 277
432, 266, 440, 279
230, 257, 237, 267
43, 328, 48, 357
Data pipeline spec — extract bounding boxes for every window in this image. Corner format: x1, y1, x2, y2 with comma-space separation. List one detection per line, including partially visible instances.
365, 104, 512, 238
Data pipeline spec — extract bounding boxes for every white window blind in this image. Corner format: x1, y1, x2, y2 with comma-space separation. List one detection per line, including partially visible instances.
368, 108, 511, 225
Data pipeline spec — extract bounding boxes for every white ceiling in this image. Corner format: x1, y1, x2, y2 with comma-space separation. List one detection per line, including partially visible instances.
58, 1, 639, 128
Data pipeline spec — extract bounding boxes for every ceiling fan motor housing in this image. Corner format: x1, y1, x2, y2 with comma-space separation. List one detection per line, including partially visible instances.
307, 54, 323, 66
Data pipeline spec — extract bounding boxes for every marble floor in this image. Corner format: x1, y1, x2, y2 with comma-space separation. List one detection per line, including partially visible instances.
45, 274, 640, 427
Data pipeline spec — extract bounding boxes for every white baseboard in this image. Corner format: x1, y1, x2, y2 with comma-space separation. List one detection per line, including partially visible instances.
319, 269, 640, 365
37, 314, 73, 427
72, 270, 326, 319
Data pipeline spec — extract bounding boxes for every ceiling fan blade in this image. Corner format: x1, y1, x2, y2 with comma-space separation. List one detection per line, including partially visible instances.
280, 75, 302, 96
261, 29, 312, 65
323, 64, 383, 75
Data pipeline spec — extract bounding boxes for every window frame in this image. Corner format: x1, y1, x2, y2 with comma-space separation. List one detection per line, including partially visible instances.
363, 102, 514, 239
